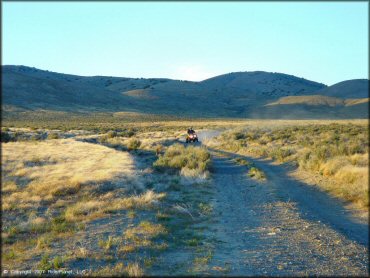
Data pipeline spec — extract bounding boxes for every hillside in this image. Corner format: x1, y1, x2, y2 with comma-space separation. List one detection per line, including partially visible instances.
266, 95, 370, 107
200, 71, 326, 96
2, 65, 368, 119
314, 79, 369, 99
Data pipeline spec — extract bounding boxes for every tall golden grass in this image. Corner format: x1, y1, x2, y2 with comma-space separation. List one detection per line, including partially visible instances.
2, 139, 136, 210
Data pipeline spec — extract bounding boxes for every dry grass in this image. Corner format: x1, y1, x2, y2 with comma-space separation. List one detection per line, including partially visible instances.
95, 262, 144, 277
2, 139, 136, 211
248, 167, 266, 180
212, 122, 369, 208
153, 143, 211, 180
121, 221, 168, 253
124, 221, 167, 240
64, 190, 166, 222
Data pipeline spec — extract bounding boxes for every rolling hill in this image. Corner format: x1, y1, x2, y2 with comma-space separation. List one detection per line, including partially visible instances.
2, 65, 369, 119
313, 79, 369, 98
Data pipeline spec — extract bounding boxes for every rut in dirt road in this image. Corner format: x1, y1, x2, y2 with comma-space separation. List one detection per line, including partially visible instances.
206, 149, 369, 276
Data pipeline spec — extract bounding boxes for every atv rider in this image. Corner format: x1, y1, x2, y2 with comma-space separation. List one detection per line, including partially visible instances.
187, 127, 195, 135
186, 127, 198, 143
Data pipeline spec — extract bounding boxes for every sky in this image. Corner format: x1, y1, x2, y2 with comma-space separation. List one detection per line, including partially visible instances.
2, 2, 368, 85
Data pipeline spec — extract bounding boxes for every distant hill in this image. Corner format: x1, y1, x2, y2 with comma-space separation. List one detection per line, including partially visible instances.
201, 71, 326, 96
2, 65, 368, 119
313, 79, 369, 98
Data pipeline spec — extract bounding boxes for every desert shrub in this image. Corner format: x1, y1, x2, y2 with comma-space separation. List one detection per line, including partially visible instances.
127, 138, 141, 150
47, 133, 59, 140
155, 144, 164, 156
99, 135, 108, 143
1, 131, 12, 142
118, 129, 136, 137
107, 130, 117, 138
233, 132, 246, 140
233, 157, 252, 166
38, 254, 52, 271
270, 147, 296, 162
248, 167, 266, 180
319, 157, 348, 177
153, 144, 211, 177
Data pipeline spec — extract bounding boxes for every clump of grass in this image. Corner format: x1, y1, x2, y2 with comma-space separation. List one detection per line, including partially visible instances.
198, 203, 213, 215
96, 262, 143, 277
156, 212, 171, 221
107, 130, 117, 138
98, 236, 116, 251
124, 221, 167, 241
2, 181, 18, 193
192, 250, 214, 272
153, 143, 211, 179
47, 132, 59, 139
126, 262, 144, 277
270, 147, 296, 162
38, 254, 52, 271
65, 200, 104, 222
233, 157, 252, 166
127, 138, 141, 150
36, 235, 52, 249
247, 167, 266, 180
186, 238, 201, 247
127, 210, 136, 219
122, 221, 167, 253
155, 144, 164, 156
52, 256, 64, 269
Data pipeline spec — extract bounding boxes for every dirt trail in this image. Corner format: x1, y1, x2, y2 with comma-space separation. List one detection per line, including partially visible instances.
199, 150, 368, 275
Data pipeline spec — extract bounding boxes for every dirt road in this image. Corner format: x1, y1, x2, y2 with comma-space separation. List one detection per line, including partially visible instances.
199, 143, 368, 275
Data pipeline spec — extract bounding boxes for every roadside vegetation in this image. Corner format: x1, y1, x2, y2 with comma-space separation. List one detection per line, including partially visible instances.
233, 157, 266, 180
211, 122, 369, 209
154, 143, 211, 180
2, 119, 368, 275
1, 124, 216, 275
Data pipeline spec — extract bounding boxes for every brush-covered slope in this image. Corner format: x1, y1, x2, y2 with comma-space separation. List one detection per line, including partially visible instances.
314, 79, 369, 98
200, 71, 326, 96
260, 80, 369, 118
2, 65, 368, 119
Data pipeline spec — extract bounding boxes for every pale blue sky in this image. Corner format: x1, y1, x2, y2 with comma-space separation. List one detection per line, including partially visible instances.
3, 2, 368, 85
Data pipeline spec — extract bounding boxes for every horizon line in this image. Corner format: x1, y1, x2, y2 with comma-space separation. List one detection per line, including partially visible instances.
3, 64, 369, 86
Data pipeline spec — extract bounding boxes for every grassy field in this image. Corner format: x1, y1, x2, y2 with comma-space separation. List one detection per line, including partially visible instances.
1, 118, 368, 274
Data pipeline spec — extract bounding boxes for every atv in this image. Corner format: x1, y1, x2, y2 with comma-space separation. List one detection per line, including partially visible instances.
186, 133, 199, 143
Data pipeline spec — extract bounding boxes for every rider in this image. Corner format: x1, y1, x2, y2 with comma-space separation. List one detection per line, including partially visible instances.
187, 127, 195, 135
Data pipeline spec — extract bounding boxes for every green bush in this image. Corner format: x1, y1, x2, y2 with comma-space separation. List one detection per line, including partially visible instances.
38, 254, 52, 271
1, 131, 12, 142
233, 132, 245, 140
